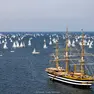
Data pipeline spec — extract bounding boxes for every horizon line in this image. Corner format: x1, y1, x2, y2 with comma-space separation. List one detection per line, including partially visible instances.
0, 31, 94, 32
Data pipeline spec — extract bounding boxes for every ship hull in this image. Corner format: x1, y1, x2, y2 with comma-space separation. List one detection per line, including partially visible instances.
48, 73, 93, 87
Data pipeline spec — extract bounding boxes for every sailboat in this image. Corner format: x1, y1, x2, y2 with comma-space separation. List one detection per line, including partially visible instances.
12, 42, 17, 48
16, 41, 20, 48
72, 40, 75, 47
43, 39, 47, 49
32, 48, 40, 54
49, 37, 52, 45
10, 38, 13, 42
89, 42, 92, 48
28, 40, 31, 46
20, 42, 23, 48
68, 39, 71, 47
3, 42, 8, 49
45, 28, 94, 87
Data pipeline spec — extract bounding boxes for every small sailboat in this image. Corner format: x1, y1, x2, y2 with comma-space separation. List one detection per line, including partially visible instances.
76, 38, 78, 42
12, 42, 17, 48
10, 39, 13, 42
28, 40, 31, 46
79, 41, 82, 46
87, 42, 90, 46
71, 40, 75, 47
89, 43, 92, 48
43, 39, 47, 49
18, 38, 21, 41
68, 39, 71, 47
52, 38, 57, 44
32, 48, 40, 54
20, 42, 23, 48
3, 42, 8, 49
49, 38, 52, 45
16, 41, 20, 48
2, 40, 5, 43
83, 40, 87, 46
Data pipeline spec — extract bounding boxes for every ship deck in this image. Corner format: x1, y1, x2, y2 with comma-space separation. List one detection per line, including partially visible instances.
46, 68, 94, 81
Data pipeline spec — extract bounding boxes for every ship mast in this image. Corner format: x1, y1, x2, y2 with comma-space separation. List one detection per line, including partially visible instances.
80, 29, 84, 75
74, 64, 77, 73
55, 40, 59, 69
65, 27, 69, 73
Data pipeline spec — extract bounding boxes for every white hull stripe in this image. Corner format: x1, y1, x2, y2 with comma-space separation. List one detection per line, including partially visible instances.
48, 73, 93, 83
49, 76, 92, 86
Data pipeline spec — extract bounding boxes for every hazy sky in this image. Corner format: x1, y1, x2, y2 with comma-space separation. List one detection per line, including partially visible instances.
0, 0, 94, 31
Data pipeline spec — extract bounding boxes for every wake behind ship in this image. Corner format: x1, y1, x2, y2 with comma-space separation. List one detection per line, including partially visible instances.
45, 28, 94, 87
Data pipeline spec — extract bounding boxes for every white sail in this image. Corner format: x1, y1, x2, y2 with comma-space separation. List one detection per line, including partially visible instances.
83, 40, 87, 46
43, 44, 47, 49
49, 38, 52, 45
72, 40, 75, 47
52, 38, 57, 44
68, 39, 71, 47
10, 39, 13, 42
79, 41, 82, 46
2, 40, 5, 43
20, 42, 23, 48
49, 40, 52, 45
28, 40, 31, 46
89, 42, 93, 48
0, 35, 1, 39
87, 42, 90, 46
3, 42, 8, 49
16, 41, 20, 48
12, 42, 16, 48
18, 38, 21, 41
75, 38, 78, 42
72, 43, 75, 47
43, 39, 47, 49
5, 38, 7, 42
90, 41, 93, 45
89, 44, 92, 48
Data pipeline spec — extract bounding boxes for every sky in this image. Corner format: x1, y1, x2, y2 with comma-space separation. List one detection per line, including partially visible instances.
0, 0, 94, 32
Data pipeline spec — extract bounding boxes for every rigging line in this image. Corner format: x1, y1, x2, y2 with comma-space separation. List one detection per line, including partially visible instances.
85, 57, 94, 75
75, 46, 80, 54
77, 46, 94, 75
69, 47, 79, 72
84, 65, 91, 75
89, 66, 94, 75
85, 56, 94, 63
85, 51, 94, 64
74, 45, 93, 75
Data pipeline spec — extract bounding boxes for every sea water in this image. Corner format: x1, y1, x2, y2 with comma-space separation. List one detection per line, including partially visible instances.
0, 32, 94, 94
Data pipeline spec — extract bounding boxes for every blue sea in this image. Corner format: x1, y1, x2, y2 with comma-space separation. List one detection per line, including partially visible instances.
0, 32, 94, 94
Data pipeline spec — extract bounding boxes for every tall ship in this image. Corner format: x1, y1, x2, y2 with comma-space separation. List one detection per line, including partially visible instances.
45, 28, 94, 87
